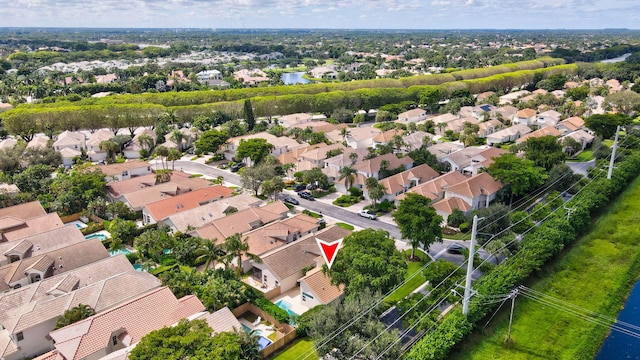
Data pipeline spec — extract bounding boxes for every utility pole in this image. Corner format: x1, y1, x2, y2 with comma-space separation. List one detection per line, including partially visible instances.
463, 215, 480, 316
608, 125, 620, 180
506, 288, 519, 343
564, 206, 575, 222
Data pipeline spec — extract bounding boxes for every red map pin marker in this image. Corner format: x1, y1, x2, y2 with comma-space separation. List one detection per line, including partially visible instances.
316, 238, 343, 269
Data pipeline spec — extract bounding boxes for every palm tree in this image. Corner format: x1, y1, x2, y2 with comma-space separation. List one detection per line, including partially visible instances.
55, 304, 95, 329
138, 133, 155, 153
436, 122, 447, 135
154, 145, 170, 170
99, 140, 119, 163
167, 148, 182, 170
338, 166, 357, 192
349, 152, 359, 165
196, 238, 223, 270
171, 130, 186, 152
340, 127, 351, 142
222, 233, 260, 276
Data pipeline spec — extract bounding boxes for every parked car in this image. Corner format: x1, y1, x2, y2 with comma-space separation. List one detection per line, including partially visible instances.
446, 243, 467, 254
358, 210, 378, 220
230, 163, 245, 172
298, 191, 315, 201
293, 184, 307, 192
282, 196, 299, 205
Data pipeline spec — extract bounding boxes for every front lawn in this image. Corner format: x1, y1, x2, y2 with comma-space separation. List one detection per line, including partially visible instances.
567, 149, 594, 162
336, 222, 354, 231
273, 337, 318, 360
449, 174, 640, 359
385, 249, 429, 304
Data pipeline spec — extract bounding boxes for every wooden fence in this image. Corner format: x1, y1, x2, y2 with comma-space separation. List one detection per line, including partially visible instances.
232, 302, 297, 358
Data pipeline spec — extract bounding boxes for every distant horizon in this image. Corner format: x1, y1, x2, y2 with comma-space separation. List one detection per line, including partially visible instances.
0, 27, 638, 32
1, 0, 639, 30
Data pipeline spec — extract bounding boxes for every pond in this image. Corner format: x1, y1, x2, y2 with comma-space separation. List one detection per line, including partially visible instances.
596, 278, 640, 359
281, 72, 310, 85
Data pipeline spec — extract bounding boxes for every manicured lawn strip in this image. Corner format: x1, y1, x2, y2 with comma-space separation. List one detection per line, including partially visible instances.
335, 222, 354, 231
386, 250, 429, 304
448, 174, 640, 360
272, 337, 318, 360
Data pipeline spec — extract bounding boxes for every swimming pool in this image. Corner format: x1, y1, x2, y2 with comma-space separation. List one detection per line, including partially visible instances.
109, 248, 132, 257
257, 336, 272, 350
275, 300, 299, 317
85, 233, 107, 241
241, 324, 263, 336
67, 221, 88, 229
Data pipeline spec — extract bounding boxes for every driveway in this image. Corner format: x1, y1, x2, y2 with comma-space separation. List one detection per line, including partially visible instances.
151, 159, 242, 186
566, 159, 595, 177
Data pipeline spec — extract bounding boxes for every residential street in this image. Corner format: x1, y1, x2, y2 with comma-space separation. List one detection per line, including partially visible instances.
566, 159, 595, 176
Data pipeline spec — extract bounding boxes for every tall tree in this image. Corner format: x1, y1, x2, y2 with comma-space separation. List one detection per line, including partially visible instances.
243, 99, 255, 131
524, 135, 566, 170
338, 166, 357, 192
235, 138, 274, 165
55, 304, 95, 329
167, 148, 182, 170
194, 129, 229, 155
486, 153, 547, 197
196, 238, 223, 270
328, 228, 406, 295
585, 113, 632, 139
393, 193, 443, 259
222, 233, 259, 276
240, 163, 276, 196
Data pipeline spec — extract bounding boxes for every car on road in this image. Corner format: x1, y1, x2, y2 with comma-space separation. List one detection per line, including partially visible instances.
298, 191, 315, 201
293, 184, 307, 192
282, 196, 299, 205
446, 243, 467, 254
230, 163, 245, 173
358, 210, 378, 220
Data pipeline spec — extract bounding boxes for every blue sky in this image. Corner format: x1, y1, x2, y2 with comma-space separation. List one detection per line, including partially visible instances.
1, 0, 639, 29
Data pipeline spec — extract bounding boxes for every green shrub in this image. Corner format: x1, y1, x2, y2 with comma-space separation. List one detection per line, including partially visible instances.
348, 187, 363, 197
81, 222, 105, 235
459, 222, 470, 233
296, 305, 324, 337
254, 297, 290, 324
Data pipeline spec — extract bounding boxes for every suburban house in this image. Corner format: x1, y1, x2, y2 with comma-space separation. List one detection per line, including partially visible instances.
0, 269, 160, 360
375, 164, 439, 202
326, 127, 382, 150
556, 116, 585, 134
163, 127, 196, 151
552, 89, 566, 98
225, 132, 307, 163
59, 147, 82, 167
85, 129, 115, 162
435, 116, 481, 136
402, 131, 434, 151
142, 185, 235, 225
278, 113, 313, 128
372, 129, 405, 149
495, 105, 518, 121
0, 239, 109, 292
352, 153, 414, 181
309, 66, 338, 79
42, 286, 204, 360
160, 194, 261, 233
298, 143, 347, 168
0, 201, 47, 224
123, 128, 156, 159
397, 108, 428, 123
561, 129, 595, 151
460, 147, 507, 176
0, 138, 16, 150
513, 108, 537, 126
250, 224, 333, 293
52, 131, 85, 152
470, 104, 497, 120
322, 148, 370, 187
499, 90, 530, 105
516, 126, 562, 144
537, 109, 563, 128
108, 172, 212, 210
196, 69, 222, 82
396, 171, 468, 203
0, 212, 62, 243
193, 201, 290, 245
26, 136, 49, 150
234, 68, 269, 85
434, 172, 503, 220
475, 91, 495, 102
477, 119, 504, 138
426, 142, 465, 161
0, 225, 84, 266
298, 267, 345, 307
98, 160, 152, 182
486, 124, 532, 146
432, 197, 473, 223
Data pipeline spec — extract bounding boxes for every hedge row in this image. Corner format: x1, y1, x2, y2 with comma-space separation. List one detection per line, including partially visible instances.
405, 149, 640, 359
253, 297, 291, 324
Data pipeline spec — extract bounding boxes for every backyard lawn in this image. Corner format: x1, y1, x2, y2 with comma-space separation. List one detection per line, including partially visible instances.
448, 174, 640, 359
273, 337, 318, 360
385, 249, 429, 304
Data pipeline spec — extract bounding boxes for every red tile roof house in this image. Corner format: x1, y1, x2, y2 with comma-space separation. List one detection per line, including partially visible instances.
396, 108, 428, 123
432, 172, 503, 222
0, 270, 160, 360
374, 164, 439, 202
97, 160, 152, 183
352, 153, 414, 181
0, 225, 85, 266
485, 124, 532, 146
41, 287, 206, 360
248, 224, 347, 295
0, 212, 63, 243
536, 109, 563, 128
141, 185, 235, 226
512, 108, 538, 126
396, 171, 468, 204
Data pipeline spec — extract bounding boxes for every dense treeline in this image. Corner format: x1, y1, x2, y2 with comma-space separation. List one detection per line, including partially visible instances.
405, 144, 640, 359
551, 44, 640, 63
1, 61, 576, 139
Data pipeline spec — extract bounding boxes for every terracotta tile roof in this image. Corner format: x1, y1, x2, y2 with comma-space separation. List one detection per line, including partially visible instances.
379, 164, 439, 195
1, 239, 109, 287
193, 307, 242, 334
445, 172, 503, 199
558, 116, 585, 132
397, 171, 467, 201
562, 129, 595, 144
50, 274, 81, 294
25, 255, 54, 273
163, 194, 261, 232
315, 225, 352, 243
432, 197, 472, 215
0, 225, 86, 260
195, 201, 289, 242
495, 105, 518, 119
516, 126, 562, 144
86, 129, 115, 147
242, 213, 318, 259
33, 350, 64, 360
98, 160, 151, 176
1, 213, 64, 242
0, 201, 47, 221
49, 287, 205, 360
144, 186, 234, 222
431, 113, 459, 125
0, 217, 25, 232
373, 129, 405, 143
353, 153, 413, 176
299, 267, 344, 304
26, 136, 50, 150
3, 239, 33, 256
489, 124, 532, 139
277, 144, 318, 164
107, 171, 188, 197
426, 142, 465, 160
398, 108, 427, 119
516, 108, 537, 119
324, 148, 369, 169
120, 177, 212, 210
300, 143, 346, 161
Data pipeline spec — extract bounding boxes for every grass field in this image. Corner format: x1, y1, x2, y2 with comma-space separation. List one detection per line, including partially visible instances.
448, 175, 640, 359
386, 250, 429, 304
273, 337, 318, 360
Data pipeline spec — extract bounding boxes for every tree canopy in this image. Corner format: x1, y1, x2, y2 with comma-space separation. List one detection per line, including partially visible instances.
194, 129, 228, 155
585, 113, 632, 139
328, 228, 406, 295
524, 135, 566, 171
393, 193, 443, 259
486, 153, 547, 197
235, 138, 274, 165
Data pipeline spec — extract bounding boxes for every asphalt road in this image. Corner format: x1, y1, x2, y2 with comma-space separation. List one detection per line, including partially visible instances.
152, 159, 242, 185
566, 159, 596, 177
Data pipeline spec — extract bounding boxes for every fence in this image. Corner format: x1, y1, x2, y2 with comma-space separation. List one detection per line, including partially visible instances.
232, 302, 297, 358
